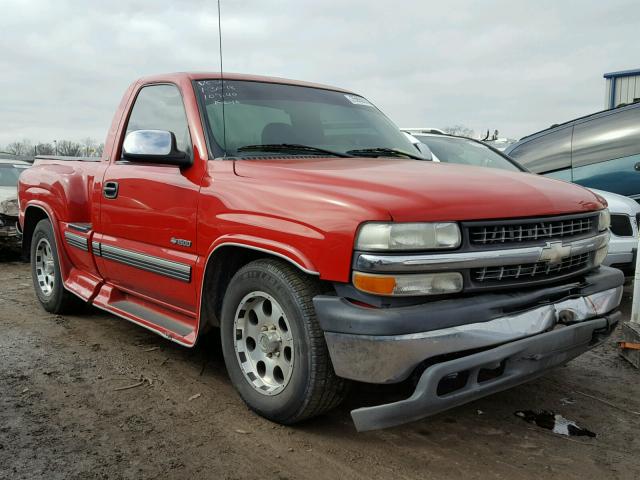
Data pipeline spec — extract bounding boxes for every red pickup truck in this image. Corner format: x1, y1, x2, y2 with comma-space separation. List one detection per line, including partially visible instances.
18, 72, 623, 431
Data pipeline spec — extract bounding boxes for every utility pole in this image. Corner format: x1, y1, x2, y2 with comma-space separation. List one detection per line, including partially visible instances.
54, 140, 57, 156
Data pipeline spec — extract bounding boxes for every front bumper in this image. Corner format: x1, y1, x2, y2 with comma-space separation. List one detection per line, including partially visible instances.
0, 222, 20, 245
351, 313, 620, 431
314, 266, 624, 430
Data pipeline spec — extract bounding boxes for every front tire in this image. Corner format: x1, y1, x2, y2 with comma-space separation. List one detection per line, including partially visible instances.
220, 259, 348, 424
30, 219, 81, 314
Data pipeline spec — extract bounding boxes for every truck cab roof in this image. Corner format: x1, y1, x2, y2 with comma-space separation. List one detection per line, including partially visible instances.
136, 72, 353, 94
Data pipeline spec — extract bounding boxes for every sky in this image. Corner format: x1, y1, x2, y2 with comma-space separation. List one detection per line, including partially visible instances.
1, 0, 639, 147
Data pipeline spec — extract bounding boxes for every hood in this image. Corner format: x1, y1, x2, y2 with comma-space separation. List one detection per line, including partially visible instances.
0, 186, 18, 216
234, 158, 604, 222
590, 188, 640, 216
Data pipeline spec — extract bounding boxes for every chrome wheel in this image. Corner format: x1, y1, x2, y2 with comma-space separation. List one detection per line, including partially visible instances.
234, 291, 294, 396
35, 238, 55, 296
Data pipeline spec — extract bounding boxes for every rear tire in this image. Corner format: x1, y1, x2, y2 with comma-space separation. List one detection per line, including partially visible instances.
30, 219, 82, 314
220, 258, 348, 424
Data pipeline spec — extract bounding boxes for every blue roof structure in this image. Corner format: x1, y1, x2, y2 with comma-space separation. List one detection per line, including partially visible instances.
604, 68, 640, 108
603, 68, 640, 79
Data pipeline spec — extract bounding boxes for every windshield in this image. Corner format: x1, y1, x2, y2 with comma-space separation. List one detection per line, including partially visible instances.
0, 164, 27, 187
196, 80, 422, 159
414, 135, 522, 172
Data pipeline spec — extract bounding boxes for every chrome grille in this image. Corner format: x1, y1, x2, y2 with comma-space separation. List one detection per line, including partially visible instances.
472, 252, 591, 283
469, 217, 594, 245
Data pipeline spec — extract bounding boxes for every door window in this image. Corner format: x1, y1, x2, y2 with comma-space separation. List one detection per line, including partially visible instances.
572, 153, 640, 197
125, 84, 192, 156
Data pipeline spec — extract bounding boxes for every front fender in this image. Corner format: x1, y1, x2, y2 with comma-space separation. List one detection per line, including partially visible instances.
206, 234, 319, 275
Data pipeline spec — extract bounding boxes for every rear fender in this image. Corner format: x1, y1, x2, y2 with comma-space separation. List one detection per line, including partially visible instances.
23, 203, 71, 280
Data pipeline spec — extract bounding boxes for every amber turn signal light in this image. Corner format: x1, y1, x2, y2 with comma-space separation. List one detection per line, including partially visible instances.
352, 272, 397, 295
352, 271, 464, 297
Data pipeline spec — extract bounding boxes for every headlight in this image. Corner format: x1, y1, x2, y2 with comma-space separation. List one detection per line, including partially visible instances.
353, 271, 463, 296
598, 209, 610, 232
356, 222, 461, 251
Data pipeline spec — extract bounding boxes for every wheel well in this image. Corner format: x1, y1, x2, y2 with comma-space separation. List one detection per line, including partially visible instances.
22, 206, 50, 259
200, 245, 324, 331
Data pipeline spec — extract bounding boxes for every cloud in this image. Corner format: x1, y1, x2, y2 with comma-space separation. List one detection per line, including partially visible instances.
1, 0, 638, 145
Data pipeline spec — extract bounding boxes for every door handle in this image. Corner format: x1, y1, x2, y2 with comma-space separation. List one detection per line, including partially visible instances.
103, 181, 119, 199
634, 162, 640, 171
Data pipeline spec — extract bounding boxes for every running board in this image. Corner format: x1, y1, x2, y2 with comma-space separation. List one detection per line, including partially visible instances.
92, 284, 197, 346
111, 300, 194, 337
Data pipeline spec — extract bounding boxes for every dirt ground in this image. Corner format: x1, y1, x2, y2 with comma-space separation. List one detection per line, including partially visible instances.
1, 257, 639, 480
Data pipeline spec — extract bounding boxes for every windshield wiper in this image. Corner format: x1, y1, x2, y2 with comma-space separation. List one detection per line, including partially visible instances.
346, 147, 424, 160
236, 144, 354, 158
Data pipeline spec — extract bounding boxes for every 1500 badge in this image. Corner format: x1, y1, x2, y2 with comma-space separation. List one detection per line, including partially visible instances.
170, 237, 192, 247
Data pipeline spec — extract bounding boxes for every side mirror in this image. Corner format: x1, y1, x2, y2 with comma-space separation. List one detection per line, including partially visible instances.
122, 130, 192, 167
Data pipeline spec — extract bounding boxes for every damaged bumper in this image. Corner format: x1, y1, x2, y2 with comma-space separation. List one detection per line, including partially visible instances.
0, 214, 21, 246
313, 266, 624, 431
350, 314, 619, 431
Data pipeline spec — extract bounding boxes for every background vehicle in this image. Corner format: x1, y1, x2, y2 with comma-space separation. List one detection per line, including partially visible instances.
482, 137, 518, 152
409, 131, 640, 274
589, 188, 640, 274
402, 127, 446, 135
0, 159, 29, 250
403, 132, 433, 157
504, 102, 640, 201
18, 72, 622, 431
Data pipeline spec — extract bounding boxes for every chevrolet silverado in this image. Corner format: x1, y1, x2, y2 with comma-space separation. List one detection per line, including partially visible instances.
18, 73, 623, 431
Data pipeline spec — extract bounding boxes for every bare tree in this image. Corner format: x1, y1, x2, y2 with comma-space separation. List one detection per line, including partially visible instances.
443, 125, 475, 138
81, 137, 97, 157
56, 140, 83, 157
35, 143, 55, 155
5, 140, 33, 156
94, 143, 105, 157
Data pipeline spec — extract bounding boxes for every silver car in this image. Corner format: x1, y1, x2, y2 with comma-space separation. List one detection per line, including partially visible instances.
0, 159, 30, 249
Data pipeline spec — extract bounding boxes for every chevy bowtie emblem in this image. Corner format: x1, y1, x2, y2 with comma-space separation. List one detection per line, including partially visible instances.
538, 241, 571, 265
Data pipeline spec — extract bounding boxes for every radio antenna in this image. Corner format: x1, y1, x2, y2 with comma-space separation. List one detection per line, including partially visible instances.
217, 0, 227, 156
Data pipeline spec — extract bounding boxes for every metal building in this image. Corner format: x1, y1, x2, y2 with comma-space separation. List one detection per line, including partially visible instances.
604, 68, 640, 109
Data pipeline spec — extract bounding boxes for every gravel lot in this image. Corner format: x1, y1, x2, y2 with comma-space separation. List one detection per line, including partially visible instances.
1, 257, 639, 480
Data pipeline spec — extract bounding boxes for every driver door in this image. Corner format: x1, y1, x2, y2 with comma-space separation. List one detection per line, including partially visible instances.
97, 84, 200, 315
